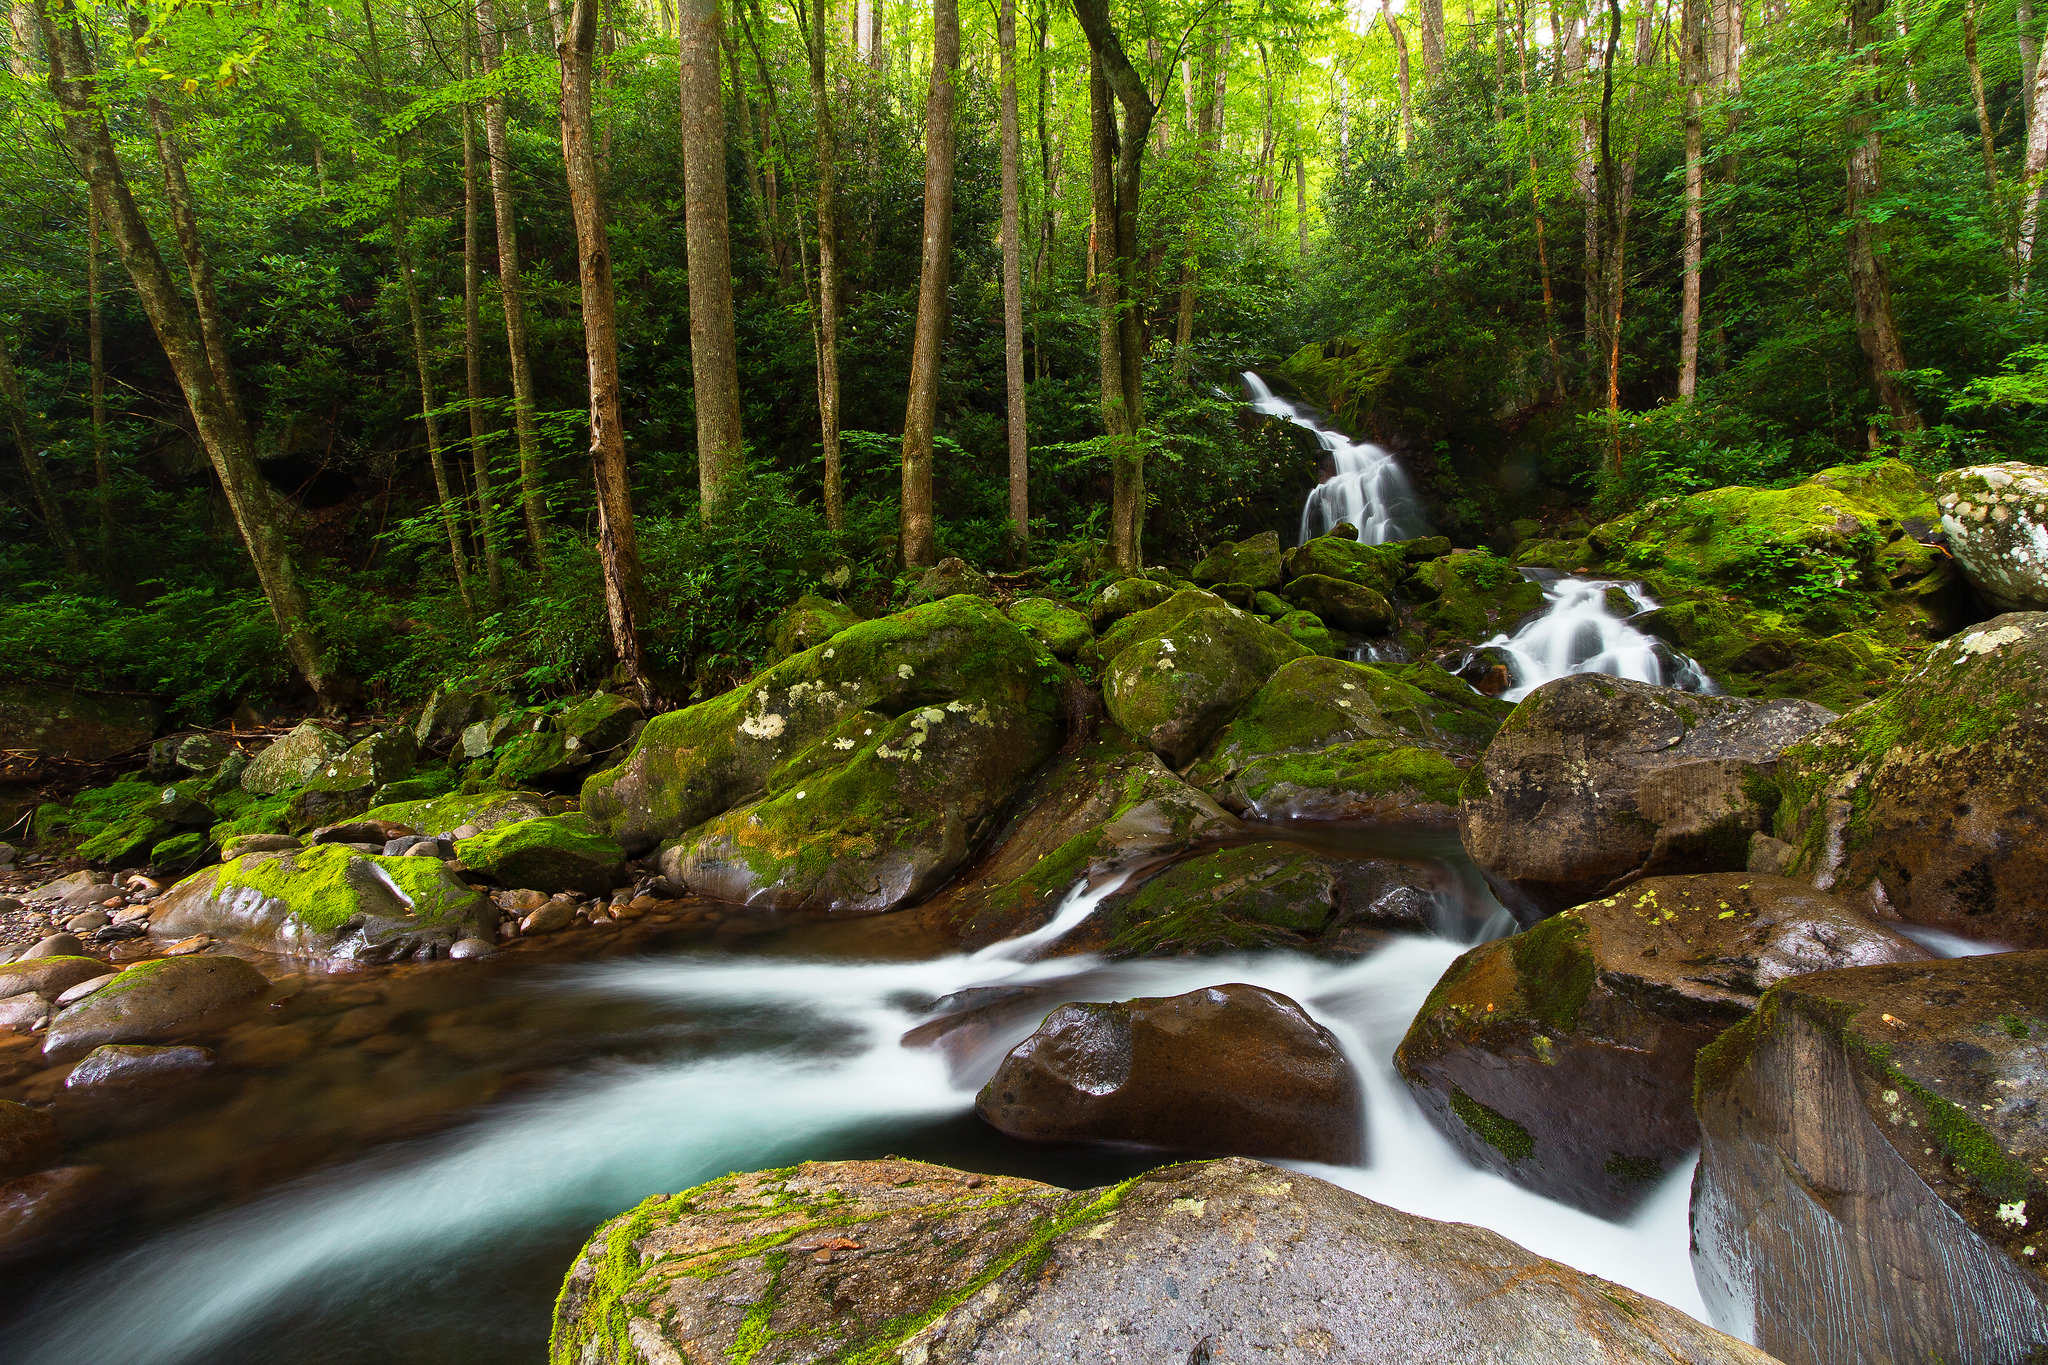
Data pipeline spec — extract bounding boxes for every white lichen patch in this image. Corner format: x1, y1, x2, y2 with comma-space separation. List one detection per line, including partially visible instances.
1999, 1201, 2029, 1228
739, 711, 786, 740
832, 738, 856, 751
897, 663, 915, 679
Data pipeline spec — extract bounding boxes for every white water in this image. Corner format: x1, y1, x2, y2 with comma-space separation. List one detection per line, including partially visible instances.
8, 882, 1710, 1363
1241, 372, 1432, 545
1485, 572, 1716, 703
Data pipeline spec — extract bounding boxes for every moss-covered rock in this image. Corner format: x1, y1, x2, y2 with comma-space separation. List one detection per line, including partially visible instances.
41, 954, 270, 1061
456, 812, 624, 896
1774, 611, 2048, 947
413, 684, 499, 752
1937, 461, 2048, 613
1190, 529, 1284, 590
460, 710, 532, 761
149, 830, 212, 869
1283, 573, 1394, 634
1003, 597, 1091, 659
1087, 577, 1174, 630
1635, 597, 1900, 711
240, 721, 348, 796
489, 726, 588, 788
767, 593, 865, 660
1078, 588, 1228, 672
903, 556, 992, 607
1221, 740, 1466, 821
1396, 874, 1928, 1217
362, 788, 555, 838
1272, 608, 1343, 658
557, 692, 644, 756
369, 766, 459, 807
1101, 606, 1309, 767
1284, 536, 1406, 598
1406, 552, 1547, 646
150, 843, 495, 962
1184, 656, 1392, 782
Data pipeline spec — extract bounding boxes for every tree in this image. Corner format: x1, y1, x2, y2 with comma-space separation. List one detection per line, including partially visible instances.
679, 0, 745, 515
794, 0, 844, 532
456, 18, 504, 601
0, 334, 81, 573
1678, 0, 1706, 399
899, 0, 959, 569
998, 0, 1029, 551
1844, 0, 1924, 432
559, 0, 652, 699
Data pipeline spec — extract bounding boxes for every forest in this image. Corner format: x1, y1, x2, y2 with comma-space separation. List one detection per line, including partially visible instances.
1, 0, 2045, 717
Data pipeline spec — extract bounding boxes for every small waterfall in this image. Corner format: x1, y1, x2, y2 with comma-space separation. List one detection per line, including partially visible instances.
1483, 571, 1716, 703
1241, 372, 1431, 545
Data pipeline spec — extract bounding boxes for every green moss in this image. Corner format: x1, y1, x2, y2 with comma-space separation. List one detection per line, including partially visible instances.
1450, 1087, 1534, 1163
211, 792, 293, 842
1604, 1153, 1664, 1187
363, 789, 550, 836
1508, 911, 1597, 1035
1897, 1074, 2034, 1203
1999, 1013, 2033, 1040
206, 843, 483, 933
1103, 843, 1336, 956
1004, 597, 1092, 659
1272, 610, 1344, 659
458, 812, 624, 895
1229, 740, 1465, 811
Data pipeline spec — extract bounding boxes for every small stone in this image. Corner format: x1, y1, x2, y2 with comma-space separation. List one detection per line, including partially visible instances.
404, 843, 442, 858
499, 889, 549, 913
18, 935, 86, 962
163, 936, 213, 957
64, 1044, 214, 1089
53, 975, 119, 1009
107, 942, 154, 964
0, 843, 16, 867
448, 938, 496, 959
0, 994, 47, 1034
122, 876, 164, 897
111, 907, 152, 927
63, 913, 110, 934
451, 824, 480, 841
520, 898, 577, 935
381, 836, 426, 857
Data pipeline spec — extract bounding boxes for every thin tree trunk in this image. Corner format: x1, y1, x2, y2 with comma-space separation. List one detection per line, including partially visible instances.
1419, 0, 1447, 82
1965, 0, 1999, 198
2019, 28, 2048, 284
1382, 2, 1413, 150
999, 0, 1029, 550
1845, 0, 1924, 431
42, 2, 344, 704
733, 4, 796, 291
797, 0, 843, 532
88, 194, 111, 551
1172, 29, 1216, 380
2023, 0, 2040, 136
137, 80, 246, 429
1894, 0, 1919, 104
898, 0, 957, 569
476, 0, 550, 559
459, 28, 505, 600
1515, 0, 1567, 400
8, 0, 34, 76
560, 0, 652, 699
680, 0, 746, 514
0, 337, 82, 573
1296, 151, 1308, 257
1678, 0, 1705, 400
395, 189, 478, 619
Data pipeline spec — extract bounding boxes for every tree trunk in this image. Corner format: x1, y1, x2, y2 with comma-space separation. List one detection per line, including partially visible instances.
999, 0, 1029, 550
2020, 0, 2038, 136
1678, 0, 1705, 400
1382, 2, 1413, 150
42, 1, 345, 704
1171, 29, 1216, 381
1894, 0, 1919, 105
8, 0, 34, 76
395, 189, 478, 619
2019, 29, 2048, 284
1844, 0, 1923, 432
458, 29, 505, 601
898, 0, 958, 569
137, 82, 246, 428
0, 337, 82, 574
1515, 0, 1566, 399
679, 0, 746, 516
1295, 151, 1308, 257
798, 0, 843, 532
1966, 0, 1998, 197
733, 4, 796, 291
88, 194, 111, 551
1419, 0, 1446, 82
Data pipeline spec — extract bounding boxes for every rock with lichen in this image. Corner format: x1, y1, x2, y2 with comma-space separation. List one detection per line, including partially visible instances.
1002, 597, 1091, 659
456, 812, 624, 896
1189, 529, 1284, 591
1099, 603, 1307, 768
1938, 462, 2048, 613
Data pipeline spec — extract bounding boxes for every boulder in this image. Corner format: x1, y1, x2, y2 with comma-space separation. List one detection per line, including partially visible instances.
18, 933, 87, 960
25, 871, 116, 909
1284, 535, 1406, 598
1937, 462, 2048, 612
1101, 607, 1308, 767
150, 844, 495, 963
553, 1156, 1774, 1365
1461, 675, 1836, 921
459, 710, 530, 760
362, 789, 554, 839
767, 594, 864, 660
1406, 552, 1548, 646
0, 1100, 60, 1177
220, 833, 302, 859
64, 1043, 215, 1088
1087, 577, 1174, 629
42, 955, 268, 1061
1002, 597, 1091, 659
1692, 951, 2048, 1365
1285, 573, 1395, 633
1273, 608, 1344, 657
1190, 530, 1284, 590
557, 692, 644, 756
0, 1166, 110, 1267
977, 985, 1362, 1161
1776, 612, 2048, 948
0, 684, 158, 762
490, 726, 587, 787
240, 721, 347, 795
903, 557, 992, 606
456, 813, 624, 896
0, 956, 110, 1002
1396, 874, 1929, 1217
413, 684, 498, 752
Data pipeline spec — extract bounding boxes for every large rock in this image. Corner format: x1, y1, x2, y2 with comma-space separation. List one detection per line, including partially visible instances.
1101, 606, 1308, 767
42, 955, 268, 1061
552, 1156, 1774, 1365
1692, 951, 2048, 1365
1938, 462, 2048, 612
767, 594, 863, 661
150, 844, 495, 962
413, 684, 499, 752
1190, 529, 1284, 590
0, 684, 158, 762
977, 985, 1362, 1162
1396, 874, 1929, 1217
1776, 612, 2048, 947
456, 813, 624, 896
1406, 552, 1547, 646
903, 556, 992, 607
362, 788, 554, 838
0, 956, 110, 1002
1284, 535, 1406, 598
0, 1100, 60, 1177
1461, 675, 1836, 921
240, 720, 348, 795
1002, 597, 1090, 659
1087, 576, 1173, 630
1285, 572, 1395, 633
557, 691, 643, 757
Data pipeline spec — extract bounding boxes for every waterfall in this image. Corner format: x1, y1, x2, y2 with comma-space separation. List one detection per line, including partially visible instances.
1241, 372, 1431, 545
1484, 571, 1716, 703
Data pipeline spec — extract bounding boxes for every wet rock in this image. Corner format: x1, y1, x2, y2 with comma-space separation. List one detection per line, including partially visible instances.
1003, 597, 1091, 659
240, 720, 348, 795
311, 819, 418, 846
1935, 462, 2048, 613
1190, 530, 1284, 591
1692, 951, 2048, 1365
1461, 675, 1836, 921
978, 985, 1362, 1161
768, 594, 864, 661
150, 844, 494, 963
1776, 612, 2048, 948
1407, 552, 1549, 647
1087, 577, 1173, 630
221, 833, 303, 860
222, 1024, 315, 1067
0, 994, 46, 1033
0, 1101, 60, 1177
1101, 606, 1307, 767
362, 789, 553, 839
26, 873, 116, 910
43, 955, 267, 1061
448, 937, 496, 959
0, 684, 158, 762
0, 956, 108, 1000
63, 911, 110, 934
0, 1165, 112, 1267
413, 684, 500, 752
555, 1156, 1773, 1365
457, 813, 624, 896
1396, 874, 1929, 1216
903, 557, 992, 606
1286, 572, 1395, 634
520, 897, 577, 935
19, 933, 89, 961
53, 973, 119, 1008
64, 1043, 215, 1088
1283, 535, 1406, 598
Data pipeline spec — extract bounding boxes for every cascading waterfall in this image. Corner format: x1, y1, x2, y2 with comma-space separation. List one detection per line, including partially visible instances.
1241, 372, 1432, 545
1484, 570, 1716, 703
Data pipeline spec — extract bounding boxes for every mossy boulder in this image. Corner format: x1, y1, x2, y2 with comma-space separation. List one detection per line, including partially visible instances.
1102, 608, 1308, 767
1691, 951, 2048, 1365
413, 684, 499, 752
557, 692, 644, 756
240, 721, 348, 796
1774, 611, 2048, 947
0, 955, 111, 1002
1184, 656, 1394, 781
456, 813, 624, 896
1285, 573, 1394, 634
1406, 552, 1547, 646
149, 831, 212, 870
460, 710, 532, 761
1634, 597, 1902, 711
1220, 740, 1466, 822
1190, 529, 1284, 590
362, 788, 554, 838
1462, 675, 1836, 922
1284, 536, 1406, 598
768, 593, 865, 660
150, 843, 495, 963
1087, 577, 1174, 630
903, 556, 992, 607
1937, 461, 2048, 612
1077, 588, 1226, 671
1272, 609, 1343, 658
368, 766, 459, 806
1003, 597, 1091, 659
41, 954, 269, 1062
1396, 874, 1928, 1217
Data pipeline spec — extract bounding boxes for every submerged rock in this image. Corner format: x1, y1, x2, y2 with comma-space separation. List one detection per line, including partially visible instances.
0, 1100, 60, 1177
977, 985, 1362, 1162
42, 955, 268, 1061
1775, 612, 2048, 948
1396, 874, 1928, 1216
1935, 462, 2048, 613
0, 1165, 108, 1266
552, 1156, 1773, 1365
456, 813, 624, 896
1692, 951, 2048, 1365
1461, 675, 1835, 921
64, 1043, 216, 1088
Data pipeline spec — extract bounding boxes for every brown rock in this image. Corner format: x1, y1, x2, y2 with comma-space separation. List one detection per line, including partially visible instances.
42, 954, 269, 1061
0, 955, 110, 1001
0, 1100, 60, 1177
222, 1025, 315, 1067
0, 1165, 108, 1266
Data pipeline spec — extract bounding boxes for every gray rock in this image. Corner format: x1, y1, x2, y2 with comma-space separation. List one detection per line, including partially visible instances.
26, 873, 115, 910
553, 1156, 1773, 1365
414, 684, 500, 752
902, 556, 992, 607
43, 954, 269, 1061
0, 955, 106, 1000
220, 833, 303, 860
62, 912, 110, 934
448, 937, 496, 959
0, 994, 47, 1034
53, 974, 120, 1008
0, 843, 15, 867
519, 898, 577, 935
1937, 462, 2048, 612
64, 1043, 216, 1088
19, 934, 88, 961
240, 720, 348, 795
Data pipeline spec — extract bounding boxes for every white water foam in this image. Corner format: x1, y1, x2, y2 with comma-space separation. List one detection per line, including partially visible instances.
1241, 372, 1432, 545
1485, 572, 1716, 702
7, 882, 1714, 1363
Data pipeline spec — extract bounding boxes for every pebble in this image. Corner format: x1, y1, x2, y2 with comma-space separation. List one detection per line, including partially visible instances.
448, 938, 496, 960
451, 824, 480, 841
111, 907, 153, 927
0, 993, 47, 1034
54, 975, 120, 1008
19, 934, 86, 962
64, 1043, 215, 1088
64, 912, 111, 934
520, 899, 577, 935
499, 889, 549, 914
163, 936, 213, 957
404, 843, 443, 859
222, 1026, 315, 1067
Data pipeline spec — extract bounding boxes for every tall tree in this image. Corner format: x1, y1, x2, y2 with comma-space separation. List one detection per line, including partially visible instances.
87, 198, 110, 550
1172, 27, 1218, 379
998, 0, 1029, 550
679, 0, 745, 514
457, 20, 505, 600
1381, 1, 1413, 150
1844, 0, 1924, 431
794, 0, 843, 531
2019, 31, 2048, 283
0, 334, 81, 573
898, 0, 959, 569
41, 0, 346, 703
1418, 0, 1447, 82
559, 0, 652, 698
1678, 0, 1707, 399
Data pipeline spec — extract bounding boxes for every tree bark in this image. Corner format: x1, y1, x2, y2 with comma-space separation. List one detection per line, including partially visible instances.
42, 1, 344, 703
1382, 2, 1413, 150
1515, 0, 1566, 399
2019, 25, 2048, 284
475, 0, 550, 560
1678, 0, 1705, 400
1171, 29, 1216, 381
1418, 0, 1447, 82
137, 78, 245, 429
2023, 0, 2040, 138
1844, 0, 1924, 431
796, 0, 843, 532
88, 194, 111, 551
732, 4, 796, 291
395, 187, 478, 619
0, 336, 82, 574
458, 25, 505, 601
679, 0, 746, 515
999, 0, 1029, 550
561, 0, 653, 700
898, 0, 958, 569
8, 0, 35, 76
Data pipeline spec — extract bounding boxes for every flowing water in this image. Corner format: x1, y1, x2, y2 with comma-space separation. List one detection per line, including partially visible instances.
1, 839, 1713, 1364
1241, 373, 1432, 545
1483, 570, 1717, 702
